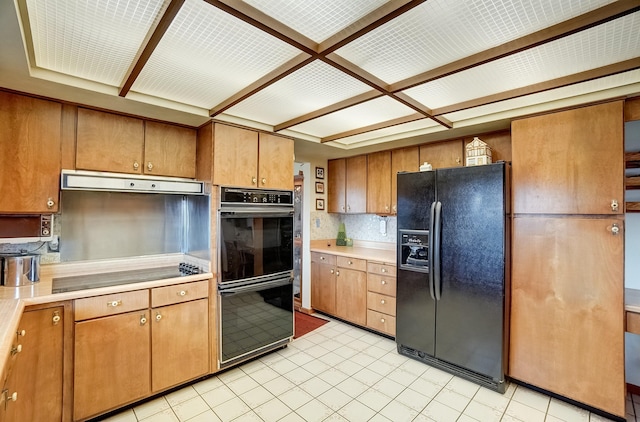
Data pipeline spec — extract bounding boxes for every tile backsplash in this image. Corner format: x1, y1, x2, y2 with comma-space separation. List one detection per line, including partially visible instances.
311, 212, 397, 244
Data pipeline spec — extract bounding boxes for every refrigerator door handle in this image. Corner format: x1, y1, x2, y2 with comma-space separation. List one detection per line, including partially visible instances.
434, 201, 442, 300
428, 201, 436, 300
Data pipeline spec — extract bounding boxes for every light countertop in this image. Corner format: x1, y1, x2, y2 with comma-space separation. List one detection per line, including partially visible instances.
0, 253, 212, 380
310, 239, 396, 265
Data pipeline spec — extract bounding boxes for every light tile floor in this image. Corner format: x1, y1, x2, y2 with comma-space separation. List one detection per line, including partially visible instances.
103, 317, 630, 422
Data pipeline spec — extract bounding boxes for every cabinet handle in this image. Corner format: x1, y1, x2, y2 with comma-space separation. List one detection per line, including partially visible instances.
261, 178, 266, 185
140, 315, 147, 325
341, 205, 345, 211
611, 223, 620, 235
611, 199, 619, 212
320, 256, 325, 261
147, 162, 153, 171
347, 205, 351, 211
178, 290, 187, 297
380, 299, 386, 305
52, 311, 61, 325
252, 177, 257, 185
380, 318, 385, 323
392, 205, 397, 213
7, 391, 17, 402
46, 197, 55, 208
330, 269, 334, 274
336, 270, 340, 276
381, 280, 386, 285
381, 268, 387, 273
11, 344, 22, 355
133, 161, 140, 171
348, 260, 352, 265
385, 205, 389, 212
107, 300, 122, 308
156, 313, 162, 322
17, 329, 26, 337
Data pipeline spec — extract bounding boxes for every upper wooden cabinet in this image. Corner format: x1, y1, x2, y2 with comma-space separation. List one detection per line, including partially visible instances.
512, 101, 624, 215
0, 91, 62, 213
76, 108, 196, 178
328, 155, 367, 213
463, 131, 512, 163
419, 140, 463, 169
198, 123, 293, 190
391, 146, 419, 214
367, 151, 391, 214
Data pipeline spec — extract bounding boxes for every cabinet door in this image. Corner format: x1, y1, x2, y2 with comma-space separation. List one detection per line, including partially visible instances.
336, 268, 367, 325
0, 92, 62, 213
152, 299, 209, 392
213, 124, 258, 187
311, 261, 336, 314
76, 108, 144, 174
328, 159, 346, 213
512, 101, 623, 215
391, 146, 419, 214
6, 307, 64, 422
346, 155, 367, 213
419, 140, 463, 169
367, 151, 391, 214
510, 217, 624, 417
74, 311, 151, 421
259, 133, 294, 190
144, 121, 196, 178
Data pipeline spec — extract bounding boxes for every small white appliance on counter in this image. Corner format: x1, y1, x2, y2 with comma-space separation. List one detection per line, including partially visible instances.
0, 214, 53, 244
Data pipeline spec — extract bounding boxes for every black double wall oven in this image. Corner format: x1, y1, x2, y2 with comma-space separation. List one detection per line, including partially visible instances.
217, 187, 294, 368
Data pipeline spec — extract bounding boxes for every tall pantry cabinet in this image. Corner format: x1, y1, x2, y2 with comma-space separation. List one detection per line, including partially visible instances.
509, 101, 624, 418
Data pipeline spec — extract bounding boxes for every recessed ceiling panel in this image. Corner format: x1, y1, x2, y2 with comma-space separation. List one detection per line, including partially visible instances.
443, 69, 640, 123
225, 60, 373, 125
335, 0, 616, 84
403, 12, 640, 110
26, 0, 166, 86
242, 0, 389, 43
131, 0, 302, 109
330, 119, 441, 147
289, 96, 416, 138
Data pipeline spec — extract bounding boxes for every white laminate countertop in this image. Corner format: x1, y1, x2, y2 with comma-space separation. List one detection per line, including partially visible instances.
0, 253, 212, 379
627, 288, 640, 313
310, 239, 396, 265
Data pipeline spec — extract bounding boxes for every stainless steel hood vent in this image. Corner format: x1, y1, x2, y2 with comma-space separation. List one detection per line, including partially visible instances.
61, 170, 206, 195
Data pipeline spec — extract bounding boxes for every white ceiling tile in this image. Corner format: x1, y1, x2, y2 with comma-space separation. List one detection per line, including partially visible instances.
225, 60, 373, 125
242, 0, 389, 43
403, 12, 640, 109
330, 119, 441, 147
335, 0, 616, 84
26, 0, 165, 86
289, 96, 417, 138
131, 0, 302, 109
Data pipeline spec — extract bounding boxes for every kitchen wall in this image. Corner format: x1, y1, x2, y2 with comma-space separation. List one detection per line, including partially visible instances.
311, 212, 397, 244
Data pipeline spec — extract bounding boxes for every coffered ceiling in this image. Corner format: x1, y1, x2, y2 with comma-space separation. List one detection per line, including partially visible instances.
2, 0, 640, 153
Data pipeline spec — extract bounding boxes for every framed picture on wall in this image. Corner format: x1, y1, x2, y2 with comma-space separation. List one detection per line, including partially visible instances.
315, 182, 324, 194
316, 166, 324, 179
316, 198, 325, 210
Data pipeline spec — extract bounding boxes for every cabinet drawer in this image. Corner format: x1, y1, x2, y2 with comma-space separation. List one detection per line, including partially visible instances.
367, 262, 395, 276
627, 311, 640, 335
337, 256, 367, 272
311, 252, 336, 266
367, 292, 396, 316
367, 273, 397, 297
151, 280, 209, 308
75, 290, 149, 321
367, 310, 396, 336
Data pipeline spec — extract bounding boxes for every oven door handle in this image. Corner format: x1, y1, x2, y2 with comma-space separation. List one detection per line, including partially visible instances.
220, 208, 294, 218
219, 277, 293, 295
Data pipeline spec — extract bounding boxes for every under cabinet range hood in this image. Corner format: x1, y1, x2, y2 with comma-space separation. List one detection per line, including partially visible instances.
61, 170, 206, 195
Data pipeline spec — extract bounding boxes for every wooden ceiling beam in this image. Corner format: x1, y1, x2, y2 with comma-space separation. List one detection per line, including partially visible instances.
119, 0, 185, 97
321, 113, 426, 143
432, 58, 640, 117
389, 0, 640, 92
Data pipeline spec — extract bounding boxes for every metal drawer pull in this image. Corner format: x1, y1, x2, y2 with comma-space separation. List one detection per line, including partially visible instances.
381, 280, 386, 285
178, 290, 187, 297
381, 268, 387, 273
140, 315, 147, 325
380, 318, 385, 323
107, 300, 122, 307
17, 329, 26, 337
320, 256, 325, 260
7, 391, 17, 402
348, 260, 352, 265
52, 311, 61, 325
330, 269, 334, 274
11, 344, 22, 355
156, 313, 162, 321
380, 299, 385, 305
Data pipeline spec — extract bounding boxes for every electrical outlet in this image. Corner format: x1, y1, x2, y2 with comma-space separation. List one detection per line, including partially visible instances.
315, 218, 320, 228
380, 219, 387, 236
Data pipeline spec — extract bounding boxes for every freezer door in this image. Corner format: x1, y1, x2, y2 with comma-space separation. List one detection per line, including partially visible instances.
396, 268, 436, 356
434, 163, 508, 380
396, 171, 435, 230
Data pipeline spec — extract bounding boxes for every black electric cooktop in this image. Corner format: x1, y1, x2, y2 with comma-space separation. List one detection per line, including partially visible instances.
51, 263, 202, 294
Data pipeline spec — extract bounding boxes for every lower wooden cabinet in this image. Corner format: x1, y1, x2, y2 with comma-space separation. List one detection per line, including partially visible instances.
335, 257, 367, 326
5, 306, 64, 422
366, 262, 396, 336
311, 252, 337, 314
74, 310, 151, 421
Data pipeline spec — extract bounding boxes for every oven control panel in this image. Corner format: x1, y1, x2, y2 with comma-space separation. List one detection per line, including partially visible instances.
220, 187, 293, 205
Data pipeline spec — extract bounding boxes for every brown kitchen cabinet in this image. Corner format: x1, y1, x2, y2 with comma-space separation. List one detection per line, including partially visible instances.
0, 91, 62, 213
76, 108, 196, 178
328, 155, 367, 213
509, 217, 624, 417
366, 262, 397, 336
311, 252, 337, 314
419, 139, 463, 170
197, 123, 293, 190
151, 281, 209, 392
464, 131, 512, 163
3, 306, 64, 422
391, 146, 419, 214
512, 101, 623, 215
74, 291, 151, 421
335, 256, 367, 326
367, 151, 392, 214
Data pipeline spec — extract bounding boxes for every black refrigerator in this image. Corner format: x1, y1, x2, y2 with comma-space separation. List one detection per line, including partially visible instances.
396, 162, 510, 393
